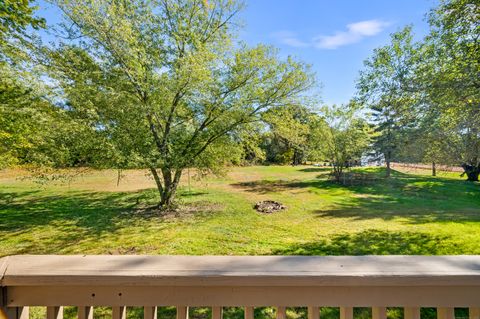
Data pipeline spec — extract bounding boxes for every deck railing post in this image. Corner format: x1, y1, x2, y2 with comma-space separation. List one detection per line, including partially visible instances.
276, 307, 286, 319
112, 306, 126, 319
144, 307, 157, 319
372, 307, 386, 319
47, 306, 63, 319
470, 308, 480, 319
308, 307, 319, 319
404, 307, 420, 319
341, 307, 353, 319
438, 308, 454, 319
212, 307, 223, 319
244, 307, 254, 319
177, 306, 189, 319
77, 306, 93, 319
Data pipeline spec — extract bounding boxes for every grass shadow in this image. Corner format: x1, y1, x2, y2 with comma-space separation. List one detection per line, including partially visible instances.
233, 167, 480, 224
0, 187, 222, 256
271, 229, 453, 255
297, 167, 332, 173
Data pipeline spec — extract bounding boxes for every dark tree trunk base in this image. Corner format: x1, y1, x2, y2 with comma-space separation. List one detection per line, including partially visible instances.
461, 163, 480, 182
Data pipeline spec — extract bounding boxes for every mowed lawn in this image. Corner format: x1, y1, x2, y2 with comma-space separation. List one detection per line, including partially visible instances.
1, 165, 479, 257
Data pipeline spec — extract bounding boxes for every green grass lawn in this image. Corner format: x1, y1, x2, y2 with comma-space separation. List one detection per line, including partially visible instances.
1, 165, 479, 257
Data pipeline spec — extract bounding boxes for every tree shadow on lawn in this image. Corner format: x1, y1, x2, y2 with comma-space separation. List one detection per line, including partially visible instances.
297, 167, 332, 173
233, 168, 480, 224
0, 189, 149, 233
272, 229, 457, 255
0, 188, 220, 255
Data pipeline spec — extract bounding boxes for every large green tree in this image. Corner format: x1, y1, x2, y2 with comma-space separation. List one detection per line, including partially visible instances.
0, 0, 51, 168
47, 0, 314, 207
262, 104, 326, 165
418, 0, 480, 181
356, 27, 419, 177
321, 105, 372, 182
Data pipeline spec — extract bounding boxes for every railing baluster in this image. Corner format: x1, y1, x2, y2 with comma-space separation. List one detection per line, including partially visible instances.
470, 308, 480, 319
340, 307, 353, 319
47, 307, 63, 319
372, 307, 386, 319
77, 306, 93, 319
177, 307, 188, 319
212, 307, 222, 319
438, 308, 454, 319
112, 306, 126, 319
276, 307, 286, 319
308, 307, 319, 319
144, 307, 157, 319
404, 307, 420, 319
244, 307, 254, 319
1, 307, 29, 319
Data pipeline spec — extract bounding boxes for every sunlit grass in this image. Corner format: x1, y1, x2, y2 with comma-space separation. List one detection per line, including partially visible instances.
1, 165, 479, 257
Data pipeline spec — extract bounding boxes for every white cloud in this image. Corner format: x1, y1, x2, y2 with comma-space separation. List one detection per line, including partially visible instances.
314, 20, 391, 49
272, 31, 309, 48
273, 20, 391, 50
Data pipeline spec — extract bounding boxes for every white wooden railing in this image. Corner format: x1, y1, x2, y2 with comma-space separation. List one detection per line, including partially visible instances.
1, 255, 479, 319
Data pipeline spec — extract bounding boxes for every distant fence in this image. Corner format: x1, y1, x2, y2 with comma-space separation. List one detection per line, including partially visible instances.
391, 162, 463, 173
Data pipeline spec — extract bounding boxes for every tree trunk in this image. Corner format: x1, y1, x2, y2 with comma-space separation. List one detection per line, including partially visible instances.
292, 148, 302, 166
150, 167, 164, 199
160, 168, 183, 208
385, 151, 391, 178
149, 167, 183, 209
332, 163, 343, 183
462, 163, 479, 182
432, 161, 436, 177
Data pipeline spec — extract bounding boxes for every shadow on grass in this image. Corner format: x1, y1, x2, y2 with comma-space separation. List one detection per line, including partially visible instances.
297, 167, 332, 173
0, 189, 153, 233
0, 187, 221, 255
232, 168, 480, 224
272, 229, 453, 255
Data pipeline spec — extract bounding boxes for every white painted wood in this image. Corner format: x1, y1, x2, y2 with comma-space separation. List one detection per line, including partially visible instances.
404, 307, 420, 319
212, 307, 222, 319
144, 307, 157, 319
372, 307, 386, 319
112, 306, 126, 319
340, 307, 353, 319
77, 306, 93, 319
2, 255, 480, 287
438, 308, 455, 319
17, 307, 28, 319
47, 306, 63, 319
470, 308, 480, 319
276, 307, 286, 319
244, 307, 254, 319
308, 307, 319, 319
176, 306, 188, 319
0, 257, 9, 281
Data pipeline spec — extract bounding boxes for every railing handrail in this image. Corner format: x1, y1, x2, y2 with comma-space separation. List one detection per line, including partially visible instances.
1, 255, 480, 308
1, 255, 480, 286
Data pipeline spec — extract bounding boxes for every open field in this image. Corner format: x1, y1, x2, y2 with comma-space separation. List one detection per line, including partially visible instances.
1, 165, 479, 257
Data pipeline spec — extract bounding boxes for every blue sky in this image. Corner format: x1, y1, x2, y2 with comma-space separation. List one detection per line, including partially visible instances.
36, 0, 437, 106
240, 0, 436, 105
